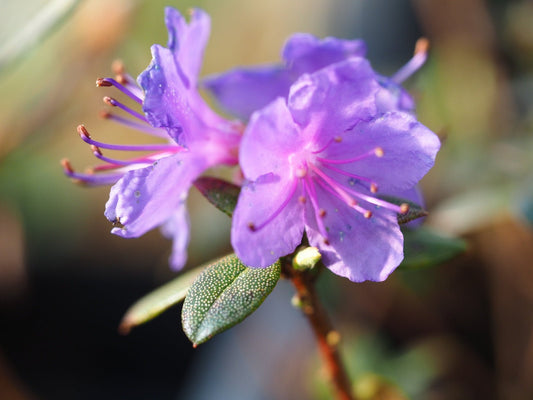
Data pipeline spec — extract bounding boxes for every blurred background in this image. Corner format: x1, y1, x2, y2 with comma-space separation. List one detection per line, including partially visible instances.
1, 0, 533, 399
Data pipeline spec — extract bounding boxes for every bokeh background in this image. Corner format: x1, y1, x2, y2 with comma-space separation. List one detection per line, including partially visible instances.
1, 0, 533, 399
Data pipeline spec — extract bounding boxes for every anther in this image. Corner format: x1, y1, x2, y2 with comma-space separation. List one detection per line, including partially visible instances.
96, 78, 112, 87
374, 147, 384, 157
90, 145, 102, 156
298, 196, 306, 204
334, 136, 342, 143
99, 110, 111, 119
364, 210, 373, 219
61, 158, 74, 173
248, 222, 256, 232
77, 124, 91, 139
295, 167, 307, 178
318, 209, 326, 218
415, 37, 430, 56
323, 238, 330, 246
112, 60, 125, 75
116, 74, 128, 85
370, 183, 378, 193
103, 96, 116, 107
399, 203, 410, 214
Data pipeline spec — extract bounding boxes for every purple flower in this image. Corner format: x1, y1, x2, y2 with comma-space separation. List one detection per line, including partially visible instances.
231, 58, 440, 282
204, 34, 428, 120
63, 8, 242, 270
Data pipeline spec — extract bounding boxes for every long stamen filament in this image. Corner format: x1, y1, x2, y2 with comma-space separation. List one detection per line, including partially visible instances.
248, 179, 298, 233
96, 78, 143, 104
100, 112, 169, 138
317, 147, 383, 165
303, 176, 330, 241
103, 96, 147, 122
391, 37, 429, 84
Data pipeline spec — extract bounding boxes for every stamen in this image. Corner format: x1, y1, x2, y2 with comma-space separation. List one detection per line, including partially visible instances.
343, 185, 409, 215
103, 96, 147, 122
317, 147, 384, 165
77, 125, 180, 152
303, 177, 329, 241
97, 78, 143, 104
247, 179, 298, 233
61, 159, 124, 186
298, 196, 306, 204
312, 136, 341, 155
390, 37, 429, 84
313, 176, 373, 219
99, 111, 169, 138
91, 149, 176, 168
320, 162, 378, 190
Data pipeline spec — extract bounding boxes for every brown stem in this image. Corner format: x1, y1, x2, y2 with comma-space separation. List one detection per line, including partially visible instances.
283, 262, 356, 400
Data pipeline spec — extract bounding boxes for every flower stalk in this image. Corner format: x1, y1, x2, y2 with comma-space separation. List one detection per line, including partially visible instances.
282, 261, 356, 400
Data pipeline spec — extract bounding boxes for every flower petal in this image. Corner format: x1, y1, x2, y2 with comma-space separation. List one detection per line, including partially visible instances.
104, 152, 208, 239
323, 111, 441, 192
164, 7, 210, 86
287, 58, 380, 146
240, 97, 304, 180
160, 203, 191, 271
203, 66, 292, 121
231, 174, 304, 267
305, 187, 403, 282
283, 33, 367, 76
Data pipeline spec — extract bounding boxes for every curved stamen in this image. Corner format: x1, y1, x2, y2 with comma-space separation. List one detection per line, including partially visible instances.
311, 136, 343, 155
100, 111, 169, 139
77, 125, 181, 152
320, 162, 378, 191
97, 78, 143, 104
343, 185, 409, 214
248, 178, 298, 233
390, 38, 429, 84
103, 96, 147, 122
317, 147, 383, 165
303, 176, 330, 241
61, 159, 125, 186
91, 148, 178, 168
313, 176, 372, 218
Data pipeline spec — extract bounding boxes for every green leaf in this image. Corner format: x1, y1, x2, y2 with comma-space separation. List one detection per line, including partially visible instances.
119, 266, 204, 335
379, 195, 428, 225
182, 254, 281, 346
400, 227, 467, 269
193, 177, 240, 217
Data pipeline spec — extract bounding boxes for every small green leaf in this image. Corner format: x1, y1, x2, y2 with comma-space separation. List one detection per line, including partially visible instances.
400, 227, 467, 269
379, 195, 428, 225
182, 254, 281, 346
193, 177, 240, 217
119, 266, 204, 334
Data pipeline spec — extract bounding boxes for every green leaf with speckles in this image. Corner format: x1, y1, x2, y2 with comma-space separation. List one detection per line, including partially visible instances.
118, 266, 204, 335
182, 254, 281, 346
400, 227, 466, 269
379, 195, 428, 225
193, 177, 240, 217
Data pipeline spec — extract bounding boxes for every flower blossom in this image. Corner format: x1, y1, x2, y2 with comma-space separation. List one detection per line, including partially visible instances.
62, 7, 242, 269
231, 58, 440, 282
204, 34, 428, 120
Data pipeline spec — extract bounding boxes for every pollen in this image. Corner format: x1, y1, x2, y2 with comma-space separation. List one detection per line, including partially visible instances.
399, 203, 410, 214
370, 183, 378, 193
247, 222, 256, 232
374, 147, 384, 157
364, 210, 372, 219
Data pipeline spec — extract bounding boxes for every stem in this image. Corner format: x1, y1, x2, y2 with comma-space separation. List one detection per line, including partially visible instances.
283, 262, 356, 400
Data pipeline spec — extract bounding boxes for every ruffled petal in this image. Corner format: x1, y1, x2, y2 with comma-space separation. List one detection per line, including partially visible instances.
304, 186, 403, 282
104, 152, 208, 239
231, 174, 304, 267
283, 33, 367, 76
164, 7, 210, 86
203, 66, 292, 121
322, 111, 440, 192
160, 203, 191, 270
240, 97, 304, 180
288, 58, 380, 146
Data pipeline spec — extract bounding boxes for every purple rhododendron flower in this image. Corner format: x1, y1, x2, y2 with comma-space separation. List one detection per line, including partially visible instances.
231, 58, 440, 282
63, 7, 242, 270
204, 35, 428, 120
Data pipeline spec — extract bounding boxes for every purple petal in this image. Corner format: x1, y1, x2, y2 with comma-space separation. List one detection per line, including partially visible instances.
104, 152, 208, 239
283, 33, 367, 76
161, 204, 191, 270
323, 111, 440, 192
164, 7, 210, 86
231, 174, 304, 267
305, 187, 403, 282
203, 66, 292, 121
288, 58, 380, 145
240, 98, 304, 180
